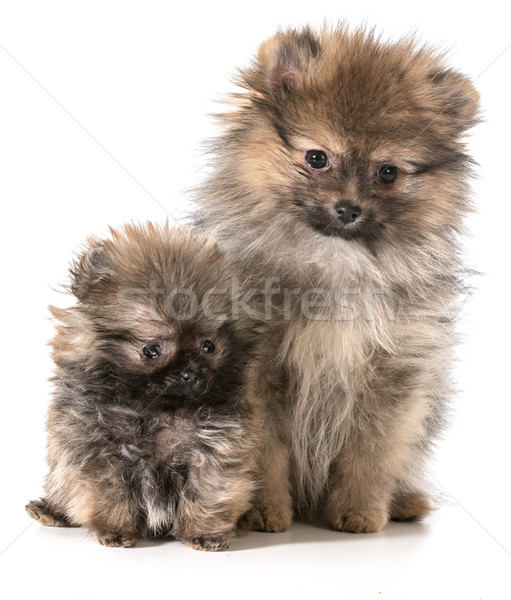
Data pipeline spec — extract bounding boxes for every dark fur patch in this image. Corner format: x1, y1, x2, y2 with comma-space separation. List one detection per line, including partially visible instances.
27, 224, 261, 548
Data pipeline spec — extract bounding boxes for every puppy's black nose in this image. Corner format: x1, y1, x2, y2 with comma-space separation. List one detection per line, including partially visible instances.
180, 371, 200, 386
334, 201, 361, 225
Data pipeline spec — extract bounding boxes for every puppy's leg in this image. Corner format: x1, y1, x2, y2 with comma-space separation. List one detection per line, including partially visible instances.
175, 464, 257, 552
238, 381, 293, 533
325, 448, 392, 533
41, 457, 142, 546
325, 386, 431, 534
238, 433, 292, 533
84, 487, 141, 548
25, 498, 73, 528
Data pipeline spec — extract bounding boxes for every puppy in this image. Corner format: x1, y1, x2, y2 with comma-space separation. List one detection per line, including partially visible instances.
26, 223, 260, 551
195, 26, 480, 533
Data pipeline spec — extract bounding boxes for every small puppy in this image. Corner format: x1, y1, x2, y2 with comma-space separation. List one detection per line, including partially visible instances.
26, 223, 260, 551
195, 26, 480, 533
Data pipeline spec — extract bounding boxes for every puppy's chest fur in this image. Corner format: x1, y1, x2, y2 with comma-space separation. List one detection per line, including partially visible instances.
114, 411, 208, 533
281, 315, 381, 407
144, 412, 198, 463
277, 274, 402, 510
280, 274, 396, 393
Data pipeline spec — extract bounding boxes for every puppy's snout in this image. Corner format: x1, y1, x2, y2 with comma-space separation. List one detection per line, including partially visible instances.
164, 367, 207, 397
179, 371, 200, 387
334, 201, 361, 225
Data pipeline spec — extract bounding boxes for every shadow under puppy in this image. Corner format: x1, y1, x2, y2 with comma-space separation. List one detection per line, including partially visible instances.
26, 223, 260, 551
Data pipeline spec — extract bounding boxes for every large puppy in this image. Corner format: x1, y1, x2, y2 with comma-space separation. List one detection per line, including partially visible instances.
26, 224, 260, 550
195, 26, 480, 533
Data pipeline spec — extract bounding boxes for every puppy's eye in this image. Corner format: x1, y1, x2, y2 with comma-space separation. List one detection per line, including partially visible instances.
142, 344, 161, 359
200, 339, 215, 354
305, 149, 330, 170
376, 165, 399, 184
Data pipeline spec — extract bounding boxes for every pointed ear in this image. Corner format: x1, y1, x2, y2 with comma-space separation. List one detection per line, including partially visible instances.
70, 237, 114, 300
245, 28, 320, 93
428, 68, 480, 134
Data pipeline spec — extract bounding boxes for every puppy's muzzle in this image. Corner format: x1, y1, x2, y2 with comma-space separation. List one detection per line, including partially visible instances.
165, 370, 206, 397
334, 200, 362, 225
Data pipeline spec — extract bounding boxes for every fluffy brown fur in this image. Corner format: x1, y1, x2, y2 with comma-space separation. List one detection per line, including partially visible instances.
195, 25, 480, 533
26, 223, 261, 551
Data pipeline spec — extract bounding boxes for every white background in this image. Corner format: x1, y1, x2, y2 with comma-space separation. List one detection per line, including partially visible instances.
0, 1, 510, 599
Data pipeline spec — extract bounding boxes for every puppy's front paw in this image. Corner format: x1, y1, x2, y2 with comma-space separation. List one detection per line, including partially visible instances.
238, 504, 292, 533
329, 508, 387, 533
25, 499, 69, 527
186, 534, 231, 552
94, 532, 140, 548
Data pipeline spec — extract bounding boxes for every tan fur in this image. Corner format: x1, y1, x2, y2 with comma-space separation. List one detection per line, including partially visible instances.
195, 25, 479, 531
239, 379, 293, 532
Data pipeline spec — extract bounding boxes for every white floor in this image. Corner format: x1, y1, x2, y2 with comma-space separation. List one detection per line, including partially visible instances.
1, 504, 509, 600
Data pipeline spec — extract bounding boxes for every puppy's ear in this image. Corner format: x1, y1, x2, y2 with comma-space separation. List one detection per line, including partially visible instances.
245, 28, 320, 93
70, 237, 114, 300
428, 68, 480, 135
